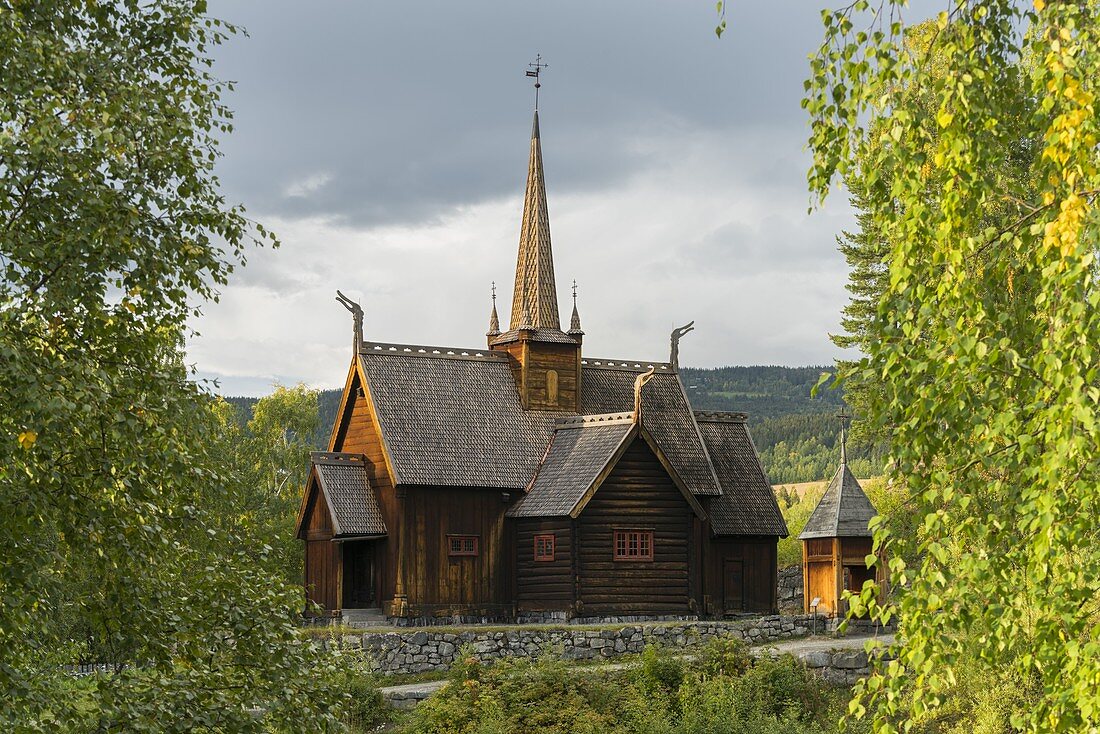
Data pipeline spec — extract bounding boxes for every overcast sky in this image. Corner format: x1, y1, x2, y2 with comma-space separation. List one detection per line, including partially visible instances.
191, 1, 876, 397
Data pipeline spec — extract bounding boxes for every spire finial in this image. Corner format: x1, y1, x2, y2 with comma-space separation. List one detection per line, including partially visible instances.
487, 281, 501, 337
526, 54, 548, 111
568, 279, 584, 336
837, 411, 851, 465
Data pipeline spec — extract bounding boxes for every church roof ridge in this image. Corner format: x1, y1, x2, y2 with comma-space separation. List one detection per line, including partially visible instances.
360, 341, 510, 363
581, 357, 675, 373
554, 412, 635, 429
693, 410, 749, 424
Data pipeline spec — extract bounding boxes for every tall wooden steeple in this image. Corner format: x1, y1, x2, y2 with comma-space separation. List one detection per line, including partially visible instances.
490, 105, 581, 412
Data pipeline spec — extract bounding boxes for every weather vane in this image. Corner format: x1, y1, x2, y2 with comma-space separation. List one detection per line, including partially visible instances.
526, 54, 548, 110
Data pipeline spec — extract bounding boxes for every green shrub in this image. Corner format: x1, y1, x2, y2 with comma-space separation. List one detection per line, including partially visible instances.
638, 645, 686, 694
324, 652, 386, 732
395, 639, 856, 734
697, 637, 752, 679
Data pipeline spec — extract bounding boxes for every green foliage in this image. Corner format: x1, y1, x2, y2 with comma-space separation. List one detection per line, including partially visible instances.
212, 384, 320, 586
697, 636, 753, 679
0, 1, 342, 730
326, 657, 387, 733
398, 640, 853, 734
804, 1, 1100, 730
638, 644, 686, 697
755, 413, 883, 484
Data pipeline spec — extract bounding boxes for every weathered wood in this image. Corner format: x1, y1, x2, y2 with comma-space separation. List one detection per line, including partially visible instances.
575, 439, 695, 616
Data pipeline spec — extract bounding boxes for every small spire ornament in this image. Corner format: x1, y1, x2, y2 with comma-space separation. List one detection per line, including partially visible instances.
487, 281, 501, 337
568, 279, 584, 336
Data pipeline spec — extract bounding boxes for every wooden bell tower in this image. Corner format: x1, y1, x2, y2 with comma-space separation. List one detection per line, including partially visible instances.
487, 99, 582, 412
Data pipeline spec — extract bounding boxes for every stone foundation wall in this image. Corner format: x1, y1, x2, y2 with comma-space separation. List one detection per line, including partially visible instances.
329, 615, 818, 676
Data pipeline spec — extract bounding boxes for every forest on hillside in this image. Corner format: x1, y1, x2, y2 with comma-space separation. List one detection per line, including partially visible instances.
226, 365, 885, 485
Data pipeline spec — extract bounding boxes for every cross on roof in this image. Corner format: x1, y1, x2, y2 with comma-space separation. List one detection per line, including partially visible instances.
836, 411, 851, 464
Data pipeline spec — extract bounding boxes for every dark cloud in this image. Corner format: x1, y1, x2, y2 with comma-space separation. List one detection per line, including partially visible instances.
192, 1, 945, 395
209, 1, 832, 229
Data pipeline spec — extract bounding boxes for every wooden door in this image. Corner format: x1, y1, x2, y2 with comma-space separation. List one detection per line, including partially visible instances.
342, 542, 377, 608
724, 559, 744, 613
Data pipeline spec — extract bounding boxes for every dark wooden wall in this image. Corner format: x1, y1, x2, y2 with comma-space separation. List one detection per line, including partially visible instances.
302, 484, 340, 614
706, 536, 778, 614
493, 339, 580, 412
395, 486, 513, 617
575, 438, 694, 616
514, 517, 573, 612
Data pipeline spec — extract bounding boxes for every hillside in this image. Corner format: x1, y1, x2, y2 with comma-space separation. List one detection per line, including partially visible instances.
225, 365, 882, 484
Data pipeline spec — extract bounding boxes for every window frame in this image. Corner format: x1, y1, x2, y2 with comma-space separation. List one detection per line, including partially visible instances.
613, 529, 654, 562
533, 534, 556, 562
447, 534, 479, 557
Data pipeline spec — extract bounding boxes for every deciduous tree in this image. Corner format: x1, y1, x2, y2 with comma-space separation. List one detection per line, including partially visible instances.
0, 2, 342, 729
804, 1, 1100, 730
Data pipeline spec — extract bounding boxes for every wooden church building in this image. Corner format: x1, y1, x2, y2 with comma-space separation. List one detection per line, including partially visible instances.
296, 105, 788, 622
799, 431, 881, 617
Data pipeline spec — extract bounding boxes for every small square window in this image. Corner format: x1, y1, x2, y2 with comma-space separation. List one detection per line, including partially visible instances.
534, 534, 555, 562
448, 535, 478, 557
613, 530, 654, 561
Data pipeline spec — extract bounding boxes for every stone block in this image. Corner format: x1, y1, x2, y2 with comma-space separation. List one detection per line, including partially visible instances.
801, 651, 831, 669
832, 650, 868, 670
410, 632, 428, 646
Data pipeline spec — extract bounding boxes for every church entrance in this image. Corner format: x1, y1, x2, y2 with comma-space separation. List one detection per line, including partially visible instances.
342, 541, 377, 609
723, 559, 744, 613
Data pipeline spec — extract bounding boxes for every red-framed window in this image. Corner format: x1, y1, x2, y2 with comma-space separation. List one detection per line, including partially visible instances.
448, 535, 479, 557
534, 534, 555, 562
613, 530, 654, 561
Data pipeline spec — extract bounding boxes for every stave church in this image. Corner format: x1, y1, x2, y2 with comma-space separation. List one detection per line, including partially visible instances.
295, 98, 788, 623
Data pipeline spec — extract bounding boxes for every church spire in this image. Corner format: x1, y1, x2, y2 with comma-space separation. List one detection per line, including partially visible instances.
508, 107, 560, 331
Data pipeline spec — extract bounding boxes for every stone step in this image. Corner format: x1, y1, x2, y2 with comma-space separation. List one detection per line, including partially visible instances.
341, 607, 387, 628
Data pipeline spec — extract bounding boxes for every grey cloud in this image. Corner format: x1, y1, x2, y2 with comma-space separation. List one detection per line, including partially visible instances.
209, 1, 831, 229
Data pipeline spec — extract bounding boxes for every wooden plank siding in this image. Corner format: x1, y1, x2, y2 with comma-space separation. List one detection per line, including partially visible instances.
493, 340, 580, 412
514, 518, 573, 612
705, 537, 778, 614
575, 438, 695, 616
302, 485, 340, 614
396, 486, 513, 617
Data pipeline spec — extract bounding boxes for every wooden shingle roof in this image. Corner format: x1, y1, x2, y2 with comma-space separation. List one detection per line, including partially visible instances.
695, 411, 788, 537
358, 343, 558, 489
581, 361, 722, 497
309, 452, 387, 537
506, 414, 635, 518
798, 461, 877, 539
